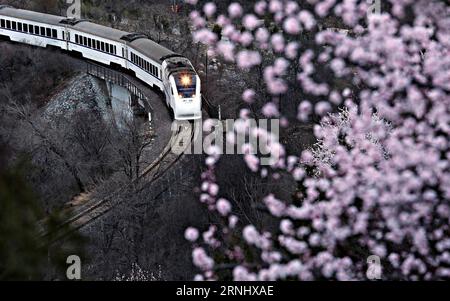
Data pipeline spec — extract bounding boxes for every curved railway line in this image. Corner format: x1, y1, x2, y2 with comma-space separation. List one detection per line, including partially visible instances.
0, 45, 214, 243
40, 120, 198, 243
0, 5, 219, 243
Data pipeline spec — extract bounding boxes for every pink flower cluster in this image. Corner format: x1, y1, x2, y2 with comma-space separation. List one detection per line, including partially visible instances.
185, 0, 450, 280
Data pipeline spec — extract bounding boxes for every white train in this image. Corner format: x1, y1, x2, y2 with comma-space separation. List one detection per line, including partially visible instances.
0, 5, 202, 120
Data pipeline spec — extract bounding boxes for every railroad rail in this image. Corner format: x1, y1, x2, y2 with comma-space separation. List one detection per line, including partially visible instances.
40, 120, 195, 242
40, 65, 209, 242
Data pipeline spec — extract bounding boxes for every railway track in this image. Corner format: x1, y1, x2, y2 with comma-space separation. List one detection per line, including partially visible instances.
1, 43, 216, 244
40, 120, 196, 243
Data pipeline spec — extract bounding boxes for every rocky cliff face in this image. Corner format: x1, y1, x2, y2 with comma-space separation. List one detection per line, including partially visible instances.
43, 74, 110, 122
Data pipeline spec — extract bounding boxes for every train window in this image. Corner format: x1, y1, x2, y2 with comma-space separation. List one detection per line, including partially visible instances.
113, 45, 117, 55
6, 20, 11, 29
23, 24, 28, 32
100, 42, 104, 51
75, 34, 78, 44
29, 25, 33, 34
0, 19, 4, 28
122, 48, 125, 57
62, 31, 65, 40
52, 29, 57, 39
46, 28, 51, 37
18, 23, 22, 31
82, 36, 86, 46
12, 21, 16, 30
40, 27, 45, 36
105, 43, 109, 53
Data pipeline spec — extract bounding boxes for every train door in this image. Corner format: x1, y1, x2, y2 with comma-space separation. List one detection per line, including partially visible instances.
122, 45, 129, 69
64, 27, 70, 50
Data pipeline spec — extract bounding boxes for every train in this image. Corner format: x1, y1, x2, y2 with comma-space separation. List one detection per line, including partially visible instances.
0, 5, 202, 120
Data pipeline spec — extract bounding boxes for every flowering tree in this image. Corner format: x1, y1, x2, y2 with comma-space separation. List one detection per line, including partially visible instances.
184, 0, 450, 280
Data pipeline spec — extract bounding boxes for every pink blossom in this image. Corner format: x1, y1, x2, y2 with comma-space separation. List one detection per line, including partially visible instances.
283, 17, 301, 35
185, 227, 199, 242
192, 248, 214, 271
271, 33, 285, 53
244, 154, 259, 172
203, 2, 216, 17
263, 194, 286, 217
236, 50, 262, 69
243, 14, 260, 31
217, 198, 232, 216
228, 3, 243, 18
285, 42, 299, 59
254, 1, 267, 15
262, 102, 280, 117
242, 89, 256, 103
216, 41, 235, 62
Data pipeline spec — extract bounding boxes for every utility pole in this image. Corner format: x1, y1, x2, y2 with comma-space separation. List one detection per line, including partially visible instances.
205, 50, 208, 90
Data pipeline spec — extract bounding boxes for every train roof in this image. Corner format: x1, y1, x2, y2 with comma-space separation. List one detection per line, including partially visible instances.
0, 6, 178, 64
129, 38, 175, 64
0, 6, 65, 26
72, 21, 129, 42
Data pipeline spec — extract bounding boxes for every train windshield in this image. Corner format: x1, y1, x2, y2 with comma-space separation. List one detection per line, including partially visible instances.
174, 72, 197, 98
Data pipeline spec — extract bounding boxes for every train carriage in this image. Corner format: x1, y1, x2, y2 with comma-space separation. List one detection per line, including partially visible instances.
0, 5, 201, 120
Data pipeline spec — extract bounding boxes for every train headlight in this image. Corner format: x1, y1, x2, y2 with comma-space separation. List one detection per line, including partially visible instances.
181, 75, 191, 86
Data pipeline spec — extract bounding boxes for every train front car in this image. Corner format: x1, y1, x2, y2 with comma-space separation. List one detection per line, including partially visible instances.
162, 55, 201, 120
